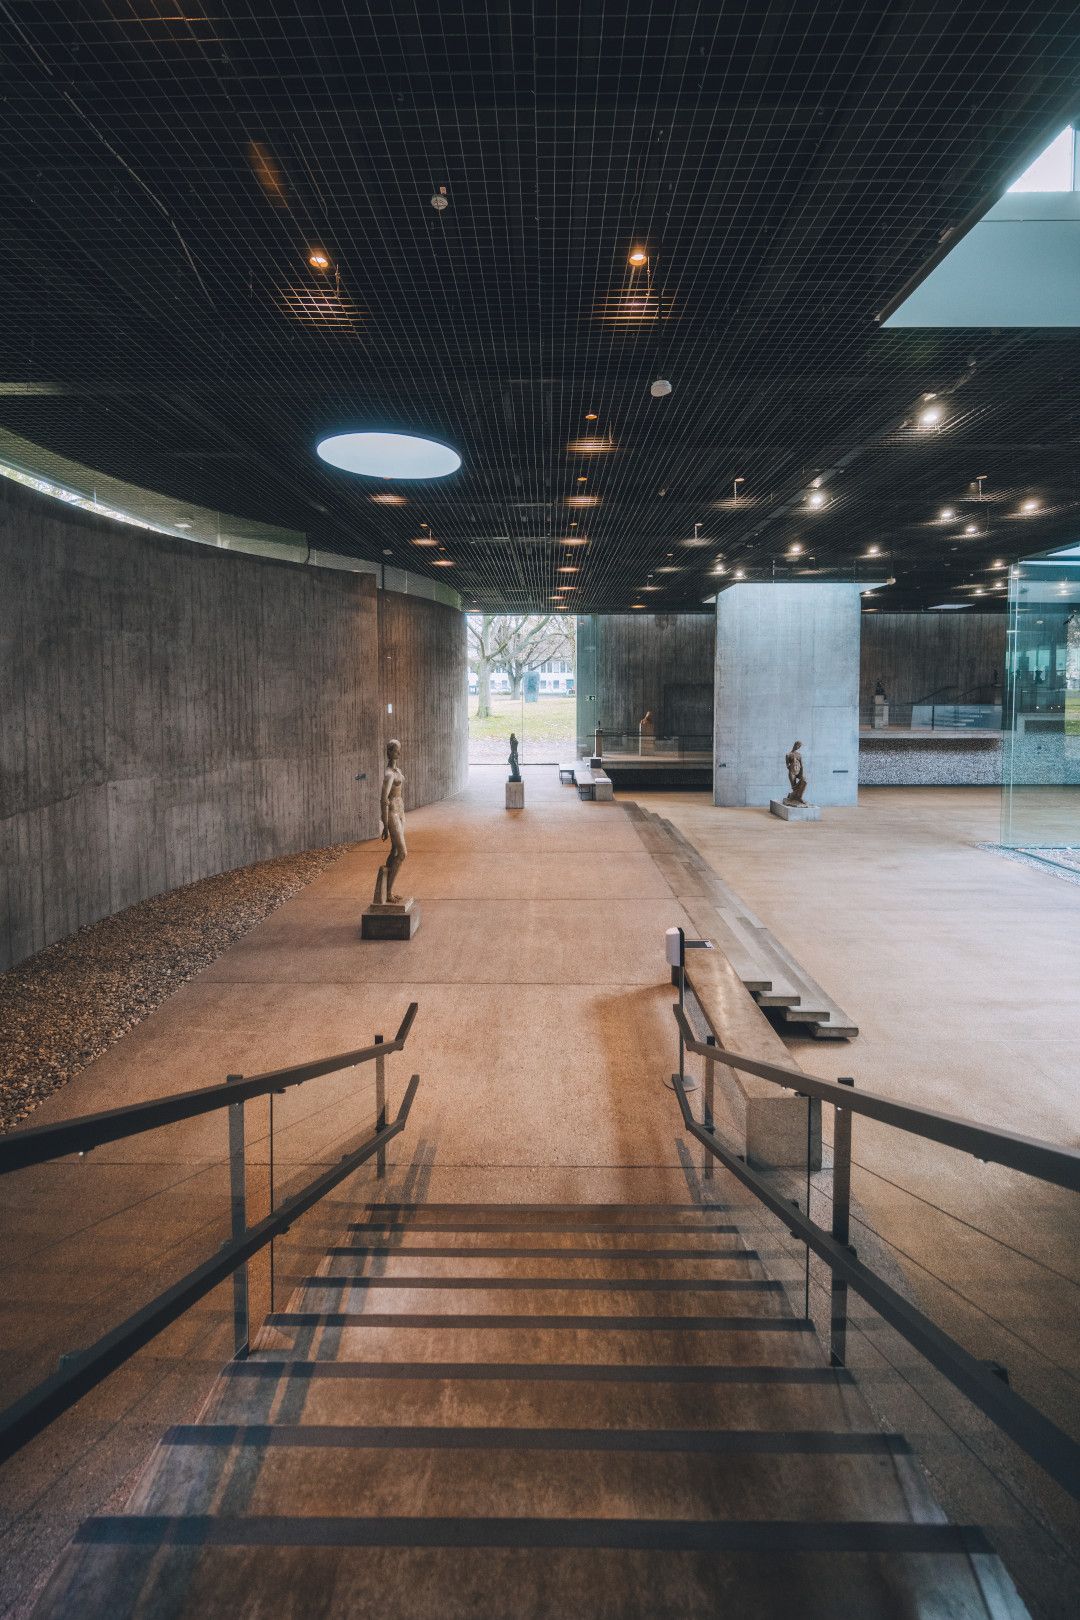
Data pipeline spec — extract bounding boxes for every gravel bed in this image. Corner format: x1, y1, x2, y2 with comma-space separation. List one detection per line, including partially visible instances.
0, 845, 353, 1133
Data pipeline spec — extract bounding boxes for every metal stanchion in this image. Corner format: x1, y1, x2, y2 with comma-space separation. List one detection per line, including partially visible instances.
830, 1076, 854, 1366
663, 926, 714, 1092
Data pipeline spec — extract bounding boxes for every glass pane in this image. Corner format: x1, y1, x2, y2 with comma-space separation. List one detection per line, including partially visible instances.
0, 1111, 233, 1415
1001, 551, 1080, 868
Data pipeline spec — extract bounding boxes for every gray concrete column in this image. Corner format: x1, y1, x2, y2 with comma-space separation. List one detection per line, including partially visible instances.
713, 583, 861, 806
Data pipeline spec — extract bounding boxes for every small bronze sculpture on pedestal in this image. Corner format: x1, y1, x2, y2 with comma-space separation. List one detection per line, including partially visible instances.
362, 739, 421, 937
784, 741, 808, 806
508, 732, 521, 782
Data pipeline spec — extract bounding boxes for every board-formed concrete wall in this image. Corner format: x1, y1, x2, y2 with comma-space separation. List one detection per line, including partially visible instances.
577, 612, 715, 748
379, 589, 470, 812
860, 611, 1006, 708
714, 583, 861, 807
0, 479, 467, 970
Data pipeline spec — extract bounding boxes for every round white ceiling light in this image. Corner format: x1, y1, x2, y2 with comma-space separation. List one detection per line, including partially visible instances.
650, 378, 673, 398
316, 432, 461, 480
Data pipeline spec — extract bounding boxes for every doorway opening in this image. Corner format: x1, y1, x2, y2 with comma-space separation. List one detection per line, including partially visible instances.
467, 615, 577, 765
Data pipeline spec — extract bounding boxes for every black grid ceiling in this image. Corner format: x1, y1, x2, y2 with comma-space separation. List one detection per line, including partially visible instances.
0, 2, 1078, 612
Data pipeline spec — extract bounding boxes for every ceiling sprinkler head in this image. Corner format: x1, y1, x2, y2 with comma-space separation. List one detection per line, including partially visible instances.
431, 185, 449, 211
650, 378, 673, 399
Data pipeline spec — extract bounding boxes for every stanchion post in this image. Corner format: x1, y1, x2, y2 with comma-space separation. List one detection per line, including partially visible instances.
830, 1076, 854, 1366
703, 1034, 716, 1180
226, 1073, 248, 1356
375, 1035, 387, 1179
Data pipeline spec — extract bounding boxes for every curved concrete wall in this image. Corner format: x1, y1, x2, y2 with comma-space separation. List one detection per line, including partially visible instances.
0, 480, 467, 969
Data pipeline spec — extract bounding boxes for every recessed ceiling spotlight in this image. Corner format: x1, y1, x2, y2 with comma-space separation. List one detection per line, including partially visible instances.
630, 603, 646, 609
734, 568, 746, 579
558, 565, 578, 573
974, 587, 984, 596
918, 403, 944, 427
642, 584, 661, 591
1021, 498, 1040, 513
964, 522, 978, 535
308, 249, 330, 270
866, 544, 881, 557
411, 536, 439, 547
939, 507, 955, 521
566, 494, 599, 507
316, 431, 461, 480
174, 519, 193, 529
370, 492, 407, 505
585, 411, 598, 421
431, 185, 449, 211
576, 475, 587, 483
991, 559, 1006, 569
712, 563, 727, 575
628, 247, 648, 266
787, 543, 803, 556
807, 490, 826, 509
432, 557, 454, 566
650, 378, 673, 398
563, 534, 587, 545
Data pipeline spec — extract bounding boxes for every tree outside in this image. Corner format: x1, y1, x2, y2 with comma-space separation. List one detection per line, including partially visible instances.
467, 614, 577, 763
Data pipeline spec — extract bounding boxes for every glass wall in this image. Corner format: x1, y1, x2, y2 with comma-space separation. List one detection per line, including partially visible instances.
1001, 545, 1080, 870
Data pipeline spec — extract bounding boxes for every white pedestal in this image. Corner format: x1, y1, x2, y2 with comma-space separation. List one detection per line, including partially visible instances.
770, 799, 821, 822
505, 779, 524, 809
872, 698, 889, 729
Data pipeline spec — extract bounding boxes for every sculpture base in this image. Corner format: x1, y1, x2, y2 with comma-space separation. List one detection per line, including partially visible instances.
361, 899, 421, 939
505, 779, 524, 809
590, 755, 603, 769
770, 799, 821, 822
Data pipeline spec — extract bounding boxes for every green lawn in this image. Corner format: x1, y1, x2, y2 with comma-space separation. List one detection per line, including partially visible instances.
468, 694, 577, 762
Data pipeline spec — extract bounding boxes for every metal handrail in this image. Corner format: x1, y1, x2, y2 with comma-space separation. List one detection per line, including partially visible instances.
669, 1063, 1080, 1501
0, 1076, 420, 1464
673, 1004, 1080, 1192
0, 1002, 419, 1175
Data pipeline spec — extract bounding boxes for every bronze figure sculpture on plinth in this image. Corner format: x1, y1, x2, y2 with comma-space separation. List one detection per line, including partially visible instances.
362, 739, 421, 937
784, 740, 808, 806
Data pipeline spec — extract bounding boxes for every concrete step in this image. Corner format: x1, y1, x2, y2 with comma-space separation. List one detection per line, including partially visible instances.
208, 1360, 865, 1434
39, 1524, 1025, 1620
289, 1280, 791, 1318
128, 1427, 928, 1525
254, 1317, 821, 1369
311, 1251, 763, 1280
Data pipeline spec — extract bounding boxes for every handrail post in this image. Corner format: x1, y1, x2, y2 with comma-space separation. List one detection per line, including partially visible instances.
830, 1076, 854, 1367
226, 1073, 249, 1356
703, 1035, 716, 1181
375, 1036, 387, 1179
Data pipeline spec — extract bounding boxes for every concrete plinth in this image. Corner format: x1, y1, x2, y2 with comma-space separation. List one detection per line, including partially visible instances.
770, 799, 822, 821
360, 900, 421, 939
505, 779, 524, 809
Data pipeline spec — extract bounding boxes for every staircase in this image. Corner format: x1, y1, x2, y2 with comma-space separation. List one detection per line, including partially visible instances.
36, 1201, 1025, 1618
624, 804, 858, 1040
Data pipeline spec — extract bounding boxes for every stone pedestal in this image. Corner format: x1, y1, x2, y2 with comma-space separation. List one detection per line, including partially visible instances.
505, 778, 524, 809
872, 697, 889, 729
361, 899, 421, 939
770, 799, 821, 822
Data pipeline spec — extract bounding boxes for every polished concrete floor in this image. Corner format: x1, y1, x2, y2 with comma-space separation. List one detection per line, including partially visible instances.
3, 771, 1078, 1617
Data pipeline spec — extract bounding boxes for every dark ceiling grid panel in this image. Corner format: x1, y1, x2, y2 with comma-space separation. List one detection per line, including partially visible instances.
0, 3, 1077, 610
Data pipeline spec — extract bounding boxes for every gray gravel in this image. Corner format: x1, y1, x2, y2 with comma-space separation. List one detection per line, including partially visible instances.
0, 845, 353, 1133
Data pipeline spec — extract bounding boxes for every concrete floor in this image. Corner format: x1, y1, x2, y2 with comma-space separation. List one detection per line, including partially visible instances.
3, 771, 1079, 1617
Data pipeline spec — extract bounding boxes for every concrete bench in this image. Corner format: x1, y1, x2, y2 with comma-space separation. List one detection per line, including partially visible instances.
558, 762, 576, 783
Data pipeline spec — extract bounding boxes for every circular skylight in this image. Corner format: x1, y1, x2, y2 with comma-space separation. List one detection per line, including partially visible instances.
316, 431, 461, 480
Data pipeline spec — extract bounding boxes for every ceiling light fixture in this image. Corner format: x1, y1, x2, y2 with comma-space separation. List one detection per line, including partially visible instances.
866, 545, 881, 557
964, 523, 978, 535
370, 492, 407, 505
1021, 498, 1040, 513
432, 557, 454, 566
940, 507, 955, 521
316, 432, 461, 480
650, 378, 673, 398
308, 249, 330, 270
585, 411, 598, 421
734, 568, 746, 579
918, 403, 944, 427
807, 490, 826, 509
431, 185, 448, 211
628, 247, 648, 266
787, 543, 803, 556
411, 536, 439, 547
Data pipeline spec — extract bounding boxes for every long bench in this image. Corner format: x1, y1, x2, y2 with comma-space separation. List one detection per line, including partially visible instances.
559, 759, 614, 801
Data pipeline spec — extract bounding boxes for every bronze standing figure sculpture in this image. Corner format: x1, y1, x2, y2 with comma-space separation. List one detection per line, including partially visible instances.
373, 738, 407, 905
508, 732, 521, 782
784, 740, 808, 806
